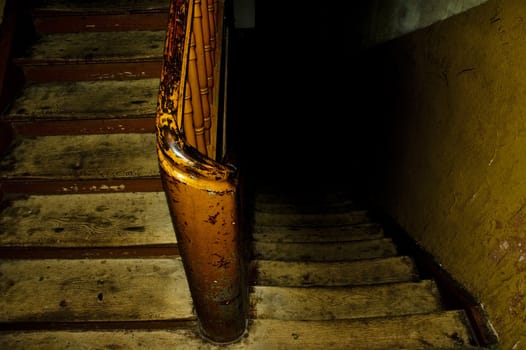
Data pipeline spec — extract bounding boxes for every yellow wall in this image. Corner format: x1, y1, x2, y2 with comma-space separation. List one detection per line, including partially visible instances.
360, 0, 526, 347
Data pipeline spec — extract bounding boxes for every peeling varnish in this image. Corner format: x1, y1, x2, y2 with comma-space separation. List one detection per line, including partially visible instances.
62, 184, 126, 192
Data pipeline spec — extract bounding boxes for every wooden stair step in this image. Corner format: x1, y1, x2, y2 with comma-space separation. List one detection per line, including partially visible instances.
254, 210, 372, 227
250, 281, 443, 321
0, 311, 483, 349
0, 310, 484, 349
0, 258, 194, 323
251, 256, 419, 287
252, 222, 384, 243
252, 238, 398, 262
0, 192, 175, 248
253, 198, 356, 214
18, 31, 165, 63
4, 79, 159, 121
31, 0, 170, 33
15, 31, 165, 82
0, 133, 159, 182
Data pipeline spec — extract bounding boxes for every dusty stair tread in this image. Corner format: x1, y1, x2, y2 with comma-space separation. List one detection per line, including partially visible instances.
31, 0, 170, 14
251, 256, 419, 287
250, 280, 443, 321
0, 258, 194, 322
254, 210, 372, 227
0, 133, 159, 180
16, 31, 165, 64
0, 311, 484, 350
5, 78, 159, 121
252, 222, 384, 243
250, 312, 481, 349
0, 192, 175, 247
253, 238, 398, 262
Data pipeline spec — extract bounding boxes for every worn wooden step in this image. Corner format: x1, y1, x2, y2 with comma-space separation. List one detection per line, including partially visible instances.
253, 238, 398, 262
254, 210, 372, 227
0, 133, 158, 180
15, 31, 165, 82
252, 222, 384, 243
251, 256, 419, 287
0, 133, 161, 193
31, 0, 170, 33
4, 78, 159, 122
250, 280, 443, 321
0, 192, 175, 248
0, 258, 193, 323
0, 310, 483, 349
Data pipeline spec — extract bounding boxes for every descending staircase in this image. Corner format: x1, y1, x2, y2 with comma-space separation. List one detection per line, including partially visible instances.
0, 1, 495, 349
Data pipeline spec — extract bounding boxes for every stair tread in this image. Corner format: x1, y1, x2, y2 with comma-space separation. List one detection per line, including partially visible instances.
0, 192, 175, 247
253, 238, 399, 262
0, 258, 194, 322
0, 133, 159, 181
251, 256, 419, 287
16, 31, 165, 64
0, 310, 482, 349
4, 79, 159, 121
254, 210, 372, 227
32, 0, 170, 14
250, 280, 443, 321
252, 222, 384, 243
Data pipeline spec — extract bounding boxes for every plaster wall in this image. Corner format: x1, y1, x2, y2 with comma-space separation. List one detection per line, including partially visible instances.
360, 0, 526, 347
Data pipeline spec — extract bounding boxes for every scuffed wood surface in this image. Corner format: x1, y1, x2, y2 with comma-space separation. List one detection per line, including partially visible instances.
252, 223, 384, 243
252, 256, 418, 287
0, 133, 159, 180
0, 192, 175, 247
253, 238, 398, 262
250, 280, 443, 321
0, 311, 479, 349
254, 210, 371, 227
0, 258, 193, 322
5, 79, 159, 120
19, 31, 165, 62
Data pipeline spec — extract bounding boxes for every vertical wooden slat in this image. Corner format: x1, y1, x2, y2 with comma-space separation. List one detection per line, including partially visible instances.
192, 0, 212, 147
200, 0, 214, 93
183, 82, 197, 148
187, 33, 207, 155
208, 1, 217, 67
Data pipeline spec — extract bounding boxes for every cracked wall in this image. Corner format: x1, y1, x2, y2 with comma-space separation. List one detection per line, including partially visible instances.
358, 0, 526, 347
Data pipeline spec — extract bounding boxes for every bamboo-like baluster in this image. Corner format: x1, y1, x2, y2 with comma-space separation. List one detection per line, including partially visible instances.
200, 0, 214, 94
188, 33, 207, 155
208, 1, 216, 67
183, 81, 198, 148
193, 0, 212, 148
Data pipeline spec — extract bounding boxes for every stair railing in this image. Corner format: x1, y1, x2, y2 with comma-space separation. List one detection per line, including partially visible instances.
156, 0, 245, 344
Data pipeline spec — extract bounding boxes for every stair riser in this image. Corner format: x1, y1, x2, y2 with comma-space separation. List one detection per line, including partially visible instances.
32, 13, 169, 33
18, 61, 162, 82
0, 179, 163, 195
12, 118, 155, 137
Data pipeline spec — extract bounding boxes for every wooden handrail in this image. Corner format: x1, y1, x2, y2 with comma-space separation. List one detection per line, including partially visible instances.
156, 0, 246, 344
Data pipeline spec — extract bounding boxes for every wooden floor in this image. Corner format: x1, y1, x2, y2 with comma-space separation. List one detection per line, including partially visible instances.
0, 1, 493, 349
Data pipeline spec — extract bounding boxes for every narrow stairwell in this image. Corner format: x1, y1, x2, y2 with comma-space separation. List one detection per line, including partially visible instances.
0, 1, 495, 349
243, 180, 488, 349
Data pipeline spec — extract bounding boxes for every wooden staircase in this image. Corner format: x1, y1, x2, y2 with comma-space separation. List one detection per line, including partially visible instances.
0, 1, 494, 349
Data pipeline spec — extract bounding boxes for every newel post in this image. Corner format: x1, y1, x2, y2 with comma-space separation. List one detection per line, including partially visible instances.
156, 0, 245, 343
157, 133, 246, 343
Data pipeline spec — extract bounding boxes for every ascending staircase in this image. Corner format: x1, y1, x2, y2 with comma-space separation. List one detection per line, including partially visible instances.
0, 1, 492, 349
